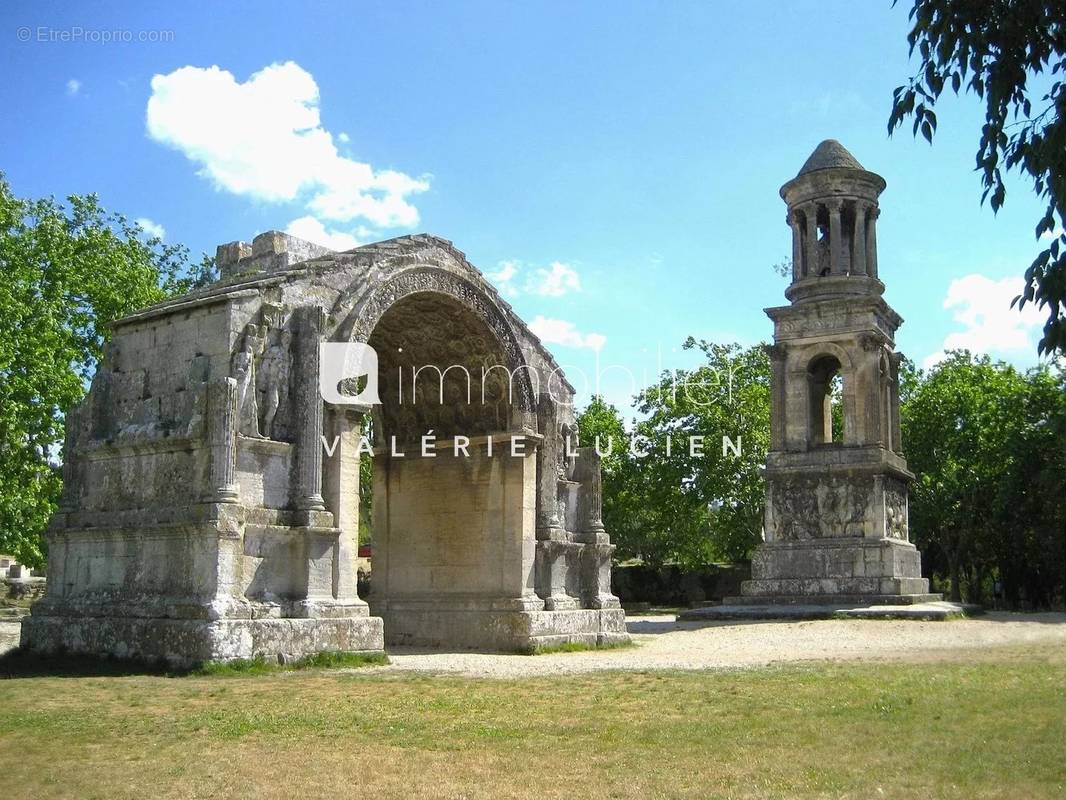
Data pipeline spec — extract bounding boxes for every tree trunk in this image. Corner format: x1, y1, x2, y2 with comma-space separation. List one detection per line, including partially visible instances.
947, 550, 962, 603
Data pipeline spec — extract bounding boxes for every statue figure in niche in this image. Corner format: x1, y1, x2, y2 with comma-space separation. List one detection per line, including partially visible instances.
232, 335, 261, 438
558, 422, 577, 481
257, 329, 291, 440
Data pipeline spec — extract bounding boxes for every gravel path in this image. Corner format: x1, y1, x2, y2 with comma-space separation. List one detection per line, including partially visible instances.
372, 612, 1066, 678
3, 613, 1064, 676
0, 621, 20, 655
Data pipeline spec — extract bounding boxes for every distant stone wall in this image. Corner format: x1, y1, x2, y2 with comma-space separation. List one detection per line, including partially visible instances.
3, 577, 47, 603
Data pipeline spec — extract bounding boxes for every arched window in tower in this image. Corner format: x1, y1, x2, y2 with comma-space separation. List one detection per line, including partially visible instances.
807, 354, 845, 445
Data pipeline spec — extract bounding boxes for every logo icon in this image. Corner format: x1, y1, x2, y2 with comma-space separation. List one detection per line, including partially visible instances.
319, 342, 381, 405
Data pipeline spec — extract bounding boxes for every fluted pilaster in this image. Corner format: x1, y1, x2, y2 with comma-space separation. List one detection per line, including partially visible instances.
535, 394, 565, 540
574, 447, 607, 544
294, 308, 326, 512
205, 377, 240, 503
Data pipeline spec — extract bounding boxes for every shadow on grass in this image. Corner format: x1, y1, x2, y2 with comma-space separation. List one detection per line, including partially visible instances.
0, 647, 388, 680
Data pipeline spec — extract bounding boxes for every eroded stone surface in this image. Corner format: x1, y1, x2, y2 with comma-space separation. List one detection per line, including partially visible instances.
741, 142, 936, 605
22, 232, 625, 663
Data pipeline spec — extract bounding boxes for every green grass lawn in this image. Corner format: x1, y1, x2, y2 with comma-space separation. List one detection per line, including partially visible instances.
0, 645, 1063, 799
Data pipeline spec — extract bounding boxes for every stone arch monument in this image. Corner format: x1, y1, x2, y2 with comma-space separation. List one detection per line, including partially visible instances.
739, 140, 938, 603
22, 232, 626, 663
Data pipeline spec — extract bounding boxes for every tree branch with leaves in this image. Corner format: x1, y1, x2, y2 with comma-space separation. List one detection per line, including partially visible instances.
888, 0, 1066, 354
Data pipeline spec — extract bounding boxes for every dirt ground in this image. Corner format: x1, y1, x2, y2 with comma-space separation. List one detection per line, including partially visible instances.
371, 611, 1066, 677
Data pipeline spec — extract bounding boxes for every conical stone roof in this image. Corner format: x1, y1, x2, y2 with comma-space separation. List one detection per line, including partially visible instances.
796, 139, 864, 177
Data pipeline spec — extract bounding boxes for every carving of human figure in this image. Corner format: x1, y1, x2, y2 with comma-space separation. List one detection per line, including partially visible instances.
258, 331, 291, 440
556, 422, 577, 487
233, 339, 262, 437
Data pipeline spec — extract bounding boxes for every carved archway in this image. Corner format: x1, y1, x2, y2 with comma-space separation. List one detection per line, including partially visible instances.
331, 266, 536, 413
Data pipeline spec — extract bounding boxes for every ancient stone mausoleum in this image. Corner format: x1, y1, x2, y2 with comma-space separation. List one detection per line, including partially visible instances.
739, 140, 938, 604
22, 233, 626, 664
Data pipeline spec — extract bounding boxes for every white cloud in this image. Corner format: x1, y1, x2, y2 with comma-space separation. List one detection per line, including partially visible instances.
146, 61, 429, 229
528, 316, 606, 352
285, 215, 361, 251
135, 217, 166, 240
337, 132, 350, 143
487, 260, 521, 296
924, 273, 1044, 368
66, 79, 81, 96
485, 259, 582, 297
529, 261, 581, 297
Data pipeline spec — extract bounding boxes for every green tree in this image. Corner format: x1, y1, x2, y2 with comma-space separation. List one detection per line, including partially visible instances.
900, 351, 1058, 603
992, 361, 1066, 606
0, 175, 213, 566
635, 339, 769, 565
888, 0, 1066, 355
575, 395, 645, 562
577, 340, 770, 568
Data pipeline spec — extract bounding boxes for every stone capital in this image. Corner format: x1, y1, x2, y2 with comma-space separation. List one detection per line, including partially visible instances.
859, 332, 885, 352
765, 342, 788, 362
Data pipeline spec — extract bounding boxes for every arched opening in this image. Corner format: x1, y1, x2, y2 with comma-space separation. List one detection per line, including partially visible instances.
357, 292, 534, 648
808, 354, 845, 445
368, 293, 516, 445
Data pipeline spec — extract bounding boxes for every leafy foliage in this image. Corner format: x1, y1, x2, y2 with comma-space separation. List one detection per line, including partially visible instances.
901, 350, 1066, 604
0, 175, 213, 566
577, 340, 770, 567
584, 339, 1064, 607
888, 0, 1066, 355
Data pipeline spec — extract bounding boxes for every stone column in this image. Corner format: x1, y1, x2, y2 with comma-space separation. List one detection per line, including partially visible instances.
804, 203, 819, 279
580, 542, 620, 609
57, 405, 86, 513
827, 199, 843, 274
788, 211, 803, 281
866, 206, 880, 279
574, 447, 619, 609
205, 377, 240, 503
574, 448, 607, 545
294, 308, 326, 512
767, 343, 787, 450
321, 406, 369, 606
535, 394, 565, 542
852, 201, 868, 276
889, 352, 903, 454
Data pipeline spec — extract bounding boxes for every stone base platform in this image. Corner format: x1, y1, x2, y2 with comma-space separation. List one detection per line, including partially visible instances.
723, 593, 943, 606
678, 601, 980, 622
19, 614, 385, 667
740, 537, 936, 605
378, 604, 629, 652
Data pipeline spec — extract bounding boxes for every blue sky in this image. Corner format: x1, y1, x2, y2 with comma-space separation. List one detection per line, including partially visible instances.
1, 1, 1053, 413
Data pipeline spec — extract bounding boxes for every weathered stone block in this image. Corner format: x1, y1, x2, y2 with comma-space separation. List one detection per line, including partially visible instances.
23, 234, 625, 661
740, 141, 936, 607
